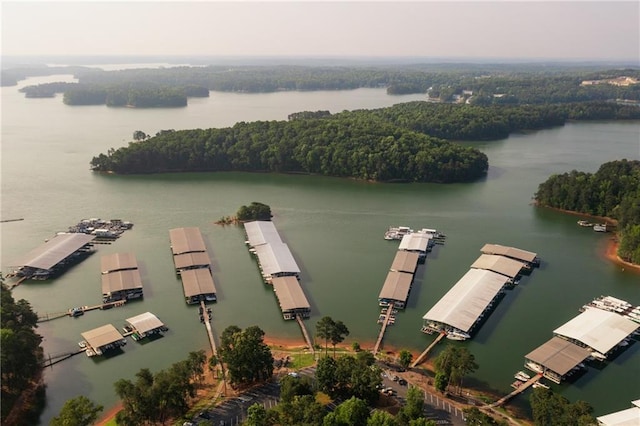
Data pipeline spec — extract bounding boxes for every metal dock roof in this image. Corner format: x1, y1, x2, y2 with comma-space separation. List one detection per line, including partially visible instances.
173, 252, 212, 270
169, 227, 207, 255
81, 324, 123, 349
525, 336, 592, 377
12, 233, 95, 270
254, 242, 301, 276
244, 221, 282, 247
101, 270, 143, 294
596, 400, 640, 426
271, 276, 310, 312
553, 308, 639, 355
101, 252, 138, 274
378, 270, 414, 303
390, 251, 420, 273
422, 269, 510, 333
399, 233, 431, 253
180, 268, 217, 297
480, 243, 537, 263
126, 312, 164, 334
470, 254, 524, 278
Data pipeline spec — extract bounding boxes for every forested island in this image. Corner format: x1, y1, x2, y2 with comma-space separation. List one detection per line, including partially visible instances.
90, 101, 639, 183
535, 160, 640, 265
6, 63, 640, 107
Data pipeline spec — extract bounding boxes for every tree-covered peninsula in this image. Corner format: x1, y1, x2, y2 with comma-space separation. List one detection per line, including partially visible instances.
90, 114, 489, 183
534, 160, 640, 265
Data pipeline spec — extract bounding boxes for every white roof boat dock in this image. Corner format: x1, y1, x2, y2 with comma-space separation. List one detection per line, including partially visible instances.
244, 220, 283, 247
125, 312, 167, 340
553, 308, 639, 357
481, 243, 539, 266
470, 254, 525, 280
272, 276, 311, 320
81, 324, 126, 356
378, 270, 414, 309
399, 232, 432, 256
101, 252, 138, 274
10, 233, 96, 279
253, 242, 301, 279
244, 221, 301, 280
169, 227, 207, 255
421, 268, 510, 338
596, 399, 640, 426
524, 336, 592, 384
180, 268, 217, 304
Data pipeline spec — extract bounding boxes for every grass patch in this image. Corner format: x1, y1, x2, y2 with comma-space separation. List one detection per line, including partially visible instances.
288, 352, 316, 369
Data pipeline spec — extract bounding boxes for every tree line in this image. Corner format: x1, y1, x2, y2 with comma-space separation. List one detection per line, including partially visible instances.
9, 64, 640, 106
535, 159, 640, 264
90, 113, 489, 183
0, 281, 44, 425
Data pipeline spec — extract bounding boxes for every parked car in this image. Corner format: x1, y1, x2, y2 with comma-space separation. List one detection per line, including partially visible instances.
398, 378, 407, 386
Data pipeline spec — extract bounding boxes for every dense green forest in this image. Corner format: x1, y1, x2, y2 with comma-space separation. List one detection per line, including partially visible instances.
535, 160, 640, 264
90, 113, 489, 183
1, 281, 45, 425
90, 101, 639, 182
9, 63, 640, 108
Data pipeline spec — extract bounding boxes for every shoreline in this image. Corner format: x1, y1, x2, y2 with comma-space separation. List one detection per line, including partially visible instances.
538, 204, 640, 273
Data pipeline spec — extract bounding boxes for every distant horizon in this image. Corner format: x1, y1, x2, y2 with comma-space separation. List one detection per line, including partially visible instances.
3, 54, 639, 68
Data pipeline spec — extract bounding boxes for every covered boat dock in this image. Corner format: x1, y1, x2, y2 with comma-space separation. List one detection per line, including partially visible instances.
390, 251, 420, 274
271, 276, 311, 320
470, 254, 525, 283
378, 270, 414, 309
524, 336, 592, 384
253, 242, 301, 281
596, 399, 640, 426
244, 220, 282, 247
180, 267, 217, 304
399, 233, 432, 259
480, 243, 540, 267
101, 253, 143, 303
81, 324, 126, 356
125, 312, 167, 341
11, 233, 95, 280
421, 268, 510, 339
553, 308, 639, 359
169, 227, 211, 272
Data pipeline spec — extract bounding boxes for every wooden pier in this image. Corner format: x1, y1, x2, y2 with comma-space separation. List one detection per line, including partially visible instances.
41, 348, 86, 368
485, 374, 541, 408
373, 305, 394, 355
37, 300, 126, 322
201, 301, 218, 356
411, 331, 446, 368
295, 316, 315, 356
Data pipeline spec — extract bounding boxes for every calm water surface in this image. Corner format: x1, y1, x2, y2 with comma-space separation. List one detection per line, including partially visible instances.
1, 75, 639, 423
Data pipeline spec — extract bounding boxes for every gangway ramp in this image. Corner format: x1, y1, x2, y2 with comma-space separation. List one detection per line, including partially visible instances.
486, 374, 541, 408
373, 305, 394, 355
295, 316, 315, 356
411, 332, 445, 368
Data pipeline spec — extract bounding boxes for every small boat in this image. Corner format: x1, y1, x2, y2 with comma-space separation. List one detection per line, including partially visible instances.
69, 307, 84, 317
593, 223, 607, 232
446, 329, 471, 341
515, 371, 531, 381
384, 226, 414, 240
590, 351, 607, 361
78, 341, 87, 349
533, 381, 549, 389
526, 361, 544, 373
577, 220, 594, 227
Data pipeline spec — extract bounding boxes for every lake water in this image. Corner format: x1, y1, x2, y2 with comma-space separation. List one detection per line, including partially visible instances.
1, 75, 639, 423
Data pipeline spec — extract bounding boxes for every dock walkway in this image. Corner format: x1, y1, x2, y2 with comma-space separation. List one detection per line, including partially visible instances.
201, 301, 218, 356
373, 305, 394, 355
41, 348, 85, 368
295, 316, 315, 356
37, 300, 126, 323
411, 332, 446, 368
485, 374, 541, 408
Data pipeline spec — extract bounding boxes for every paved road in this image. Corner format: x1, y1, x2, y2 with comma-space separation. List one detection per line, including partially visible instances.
381, 368, 467, 426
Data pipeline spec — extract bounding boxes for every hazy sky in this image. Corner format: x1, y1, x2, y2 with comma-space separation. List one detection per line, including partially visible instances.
1, 1, 639, 61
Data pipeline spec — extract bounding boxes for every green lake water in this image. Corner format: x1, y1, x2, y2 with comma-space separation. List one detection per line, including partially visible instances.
1, 74, 639, 423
